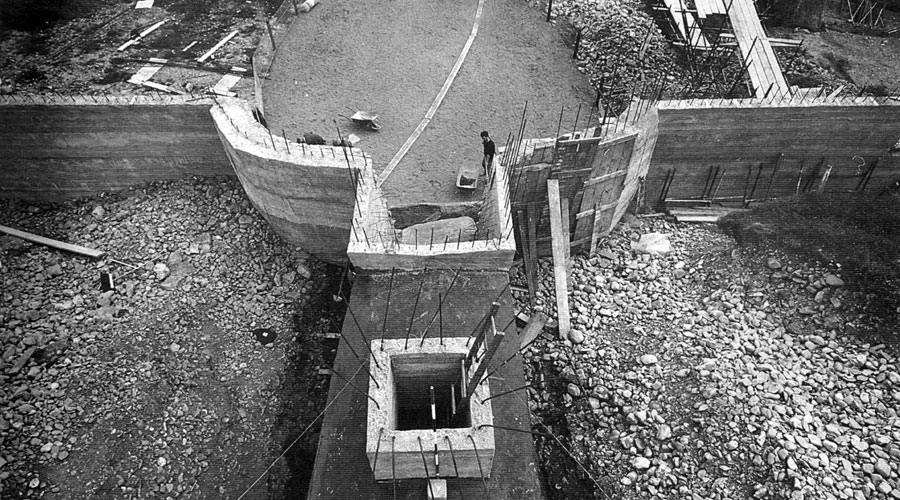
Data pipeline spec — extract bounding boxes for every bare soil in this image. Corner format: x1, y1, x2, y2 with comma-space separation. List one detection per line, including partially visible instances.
261, 0, 596, 209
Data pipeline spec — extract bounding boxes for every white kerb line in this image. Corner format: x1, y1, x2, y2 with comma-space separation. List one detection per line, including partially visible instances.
197, 30, 239, 63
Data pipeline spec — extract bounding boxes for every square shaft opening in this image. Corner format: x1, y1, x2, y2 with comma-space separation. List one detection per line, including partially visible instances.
392, 353, 471, 430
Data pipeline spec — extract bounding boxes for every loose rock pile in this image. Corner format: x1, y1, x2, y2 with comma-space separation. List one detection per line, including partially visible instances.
0, 177, 336, 499
515, 216, 900, 499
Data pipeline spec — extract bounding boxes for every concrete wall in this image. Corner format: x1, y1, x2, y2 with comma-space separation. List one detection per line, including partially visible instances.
348, 161, 516, 271
0, 95, 232, 202
614, 103, 659, 224
645, 97, 900, 207
210, 97, 370, 264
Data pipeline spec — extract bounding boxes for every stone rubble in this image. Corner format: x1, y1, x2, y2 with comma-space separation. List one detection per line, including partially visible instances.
513, 216, 900, 500
0, 177, 335, 499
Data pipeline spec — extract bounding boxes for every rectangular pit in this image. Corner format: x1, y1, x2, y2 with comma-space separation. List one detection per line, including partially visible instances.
366, 338, 495, 480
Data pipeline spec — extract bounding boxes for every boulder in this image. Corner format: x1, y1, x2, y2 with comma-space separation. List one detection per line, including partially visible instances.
631, 233, 671, 256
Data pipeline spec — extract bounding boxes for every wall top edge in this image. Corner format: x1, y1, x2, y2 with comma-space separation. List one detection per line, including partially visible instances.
657, 96, 900, 110
0, 94, 215, 107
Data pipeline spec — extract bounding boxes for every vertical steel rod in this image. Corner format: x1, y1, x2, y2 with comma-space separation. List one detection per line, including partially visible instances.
404, 271, 427, 350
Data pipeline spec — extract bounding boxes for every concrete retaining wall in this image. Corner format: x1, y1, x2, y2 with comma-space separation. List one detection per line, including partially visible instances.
645, 97, 900, 206
0, 95, 232, 202
348, 162, 516, 271
211, 97, 370, 264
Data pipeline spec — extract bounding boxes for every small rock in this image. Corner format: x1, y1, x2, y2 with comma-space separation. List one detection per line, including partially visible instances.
297, 262, 312, 280
631, 233, 671, 256
656, 424, 672, 441
639, 354, 658, 365
568, 329, 585, 344
824, 274, 844, 286
157, 457, 167, 467
633, 456, 651, 470
767, 257, 782, 269
91, 205, 106, 219
875, 458, 892, 478
567, 383, 582, 398
154, 263, 170, 280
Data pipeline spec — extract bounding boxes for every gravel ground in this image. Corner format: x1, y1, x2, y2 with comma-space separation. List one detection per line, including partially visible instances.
0, 177, 343, 500
514, 216, 900, 499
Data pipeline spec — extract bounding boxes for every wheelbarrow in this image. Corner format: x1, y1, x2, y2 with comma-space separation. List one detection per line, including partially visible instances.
456, 165, 479, 191
340, 107, 381, 131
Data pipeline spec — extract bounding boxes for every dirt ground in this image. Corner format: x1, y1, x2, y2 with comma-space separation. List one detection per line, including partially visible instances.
262, 0, 596, 210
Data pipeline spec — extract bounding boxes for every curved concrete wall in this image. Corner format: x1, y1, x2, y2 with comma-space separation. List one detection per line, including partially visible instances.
210, 97, 371, 264
0, 95, 231, 202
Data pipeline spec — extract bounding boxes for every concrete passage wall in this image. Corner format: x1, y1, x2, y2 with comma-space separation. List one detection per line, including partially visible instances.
0, 95, 232, 202
645, 98, 900, 206
211, 97, 370, 264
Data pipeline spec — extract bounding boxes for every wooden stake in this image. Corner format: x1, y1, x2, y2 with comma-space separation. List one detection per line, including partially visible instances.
547, 180, 571, 337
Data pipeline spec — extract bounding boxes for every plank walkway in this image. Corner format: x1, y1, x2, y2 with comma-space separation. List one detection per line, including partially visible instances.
661, 0, 710, 49
726, 0, 789, 97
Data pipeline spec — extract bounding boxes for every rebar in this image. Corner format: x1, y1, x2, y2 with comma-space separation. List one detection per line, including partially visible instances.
468, 435, 490, 499
328, 318, 379, 388
445, 436, 460, 477
404, 271, 427, 350
418, 437, 435, 499
371, 428, 384, 477
344, 301, 381, 369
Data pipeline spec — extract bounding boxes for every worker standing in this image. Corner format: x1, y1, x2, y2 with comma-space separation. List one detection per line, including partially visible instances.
480, 131, 495, 176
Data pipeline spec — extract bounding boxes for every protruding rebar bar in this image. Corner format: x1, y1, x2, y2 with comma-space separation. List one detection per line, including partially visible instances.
445, 436, 460, 477
391, 437, 397, 500
380, 268, 395, 350
468, 435, 490, 498
371, 427, 384, 476
344, 300, 381, 369
329, 318, 379, 388
404, 270, 427, 350
329, 366, 380, 410
418, 437, 435, 498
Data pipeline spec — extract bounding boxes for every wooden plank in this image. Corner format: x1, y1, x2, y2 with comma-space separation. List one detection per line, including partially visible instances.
127, 57, 167, 85
117, 19, 167, 51
0, 224, 106, 258
466, 320, 505, 400
560, 197, 572, 284
518, 312, 549, 349
211, 73, 241, 97
584, 168, 628, 187
197, 30, 239, 63
523, 207, 539, 307
141, 80, 183, 94
547, 179, 571, 337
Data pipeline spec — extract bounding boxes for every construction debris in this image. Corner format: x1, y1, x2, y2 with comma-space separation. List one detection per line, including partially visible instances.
197, 30, 240, 63
0, 223, 105, 258
117, 19, 167, 51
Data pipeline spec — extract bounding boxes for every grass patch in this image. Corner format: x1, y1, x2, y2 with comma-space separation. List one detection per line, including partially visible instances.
719, 192, 900, 328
